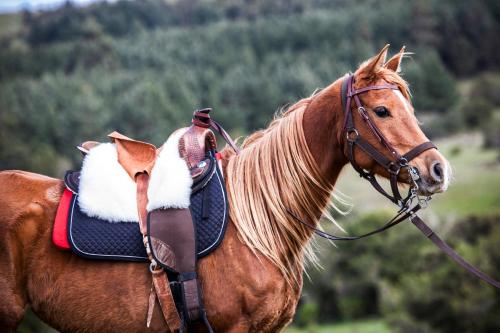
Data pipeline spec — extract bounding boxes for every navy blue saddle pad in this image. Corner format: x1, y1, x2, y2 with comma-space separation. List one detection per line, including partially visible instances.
65, 153, 228, 262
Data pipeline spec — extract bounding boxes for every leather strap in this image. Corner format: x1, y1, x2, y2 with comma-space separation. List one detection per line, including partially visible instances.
136, 173, 182, 331
287, 204, 421, 241
136, 173, 150, 234
192, 108, 240, 154
148, 208, 205, 324
151, 268, 183, 330
411, 215, 500, 289
403, 141, 437, 162
287, 205, 500, 289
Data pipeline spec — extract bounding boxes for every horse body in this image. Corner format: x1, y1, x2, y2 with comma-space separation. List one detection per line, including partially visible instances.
0, 46, 450, 332
0, 170, 299, 332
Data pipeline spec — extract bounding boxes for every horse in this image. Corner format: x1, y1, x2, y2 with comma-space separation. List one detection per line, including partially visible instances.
0, 45, 450, 332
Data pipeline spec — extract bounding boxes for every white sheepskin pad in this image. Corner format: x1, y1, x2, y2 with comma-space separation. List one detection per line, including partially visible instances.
147, 128, 192, 211
78, 143, 139, 222
77, 129, 192, 222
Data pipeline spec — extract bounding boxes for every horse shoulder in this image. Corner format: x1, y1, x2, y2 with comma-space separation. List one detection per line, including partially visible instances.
200, 223, 301, 332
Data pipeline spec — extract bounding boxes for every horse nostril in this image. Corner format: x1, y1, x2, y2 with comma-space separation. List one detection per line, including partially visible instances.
430, 161, 443, 182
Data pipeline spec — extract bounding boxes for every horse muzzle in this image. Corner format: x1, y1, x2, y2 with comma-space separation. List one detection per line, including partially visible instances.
413, 159, 451, 196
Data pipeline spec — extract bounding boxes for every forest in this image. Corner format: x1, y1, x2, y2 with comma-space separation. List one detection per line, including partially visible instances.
1, 0, 499, 332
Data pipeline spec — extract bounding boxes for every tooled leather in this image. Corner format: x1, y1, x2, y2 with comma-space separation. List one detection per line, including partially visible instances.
179, 126, 216, 170
152, 269, 182, 331
190, 158, 211, 179
150, 237, 176, 269
182, 279, 201, 321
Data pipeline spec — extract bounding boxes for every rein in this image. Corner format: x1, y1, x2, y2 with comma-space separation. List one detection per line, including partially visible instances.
287, 74, 500, 289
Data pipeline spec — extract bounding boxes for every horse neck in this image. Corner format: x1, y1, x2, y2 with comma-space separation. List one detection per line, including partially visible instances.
302, 79, 348, 189
224, 80, 347, 284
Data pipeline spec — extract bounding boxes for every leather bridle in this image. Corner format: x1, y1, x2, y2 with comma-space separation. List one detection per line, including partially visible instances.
341, 74, 435, 208
286, 74, 500, 289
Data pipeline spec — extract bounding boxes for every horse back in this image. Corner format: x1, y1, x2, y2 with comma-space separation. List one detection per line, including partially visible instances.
0, 170, 62, 250
0, 170, 62, 211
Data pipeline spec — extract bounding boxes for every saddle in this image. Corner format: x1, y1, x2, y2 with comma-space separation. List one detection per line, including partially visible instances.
55, 108, 238, 333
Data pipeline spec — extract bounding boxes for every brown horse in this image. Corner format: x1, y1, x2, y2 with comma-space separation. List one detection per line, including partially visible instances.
0, 45, 450, 332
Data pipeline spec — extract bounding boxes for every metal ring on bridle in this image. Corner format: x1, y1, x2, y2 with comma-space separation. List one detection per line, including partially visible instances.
346, 128, 359, 142
388, 162, 400, 174
357, 106, 366, 112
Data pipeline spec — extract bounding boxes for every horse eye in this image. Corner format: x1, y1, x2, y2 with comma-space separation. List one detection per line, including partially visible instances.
374, 106, 390, 118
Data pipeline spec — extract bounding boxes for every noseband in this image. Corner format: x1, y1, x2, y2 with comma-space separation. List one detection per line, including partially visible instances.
341, 74, 436, 208
286, 74, 500, 289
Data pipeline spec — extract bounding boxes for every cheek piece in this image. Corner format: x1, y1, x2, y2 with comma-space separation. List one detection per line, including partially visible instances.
341, 74, 436, 208
285, 74, 500, 289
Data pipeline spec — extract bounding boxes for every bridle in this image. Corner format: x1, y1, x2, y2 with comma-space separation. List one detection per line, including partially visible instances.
285, 74, 500, 288
341, 74, 435, 209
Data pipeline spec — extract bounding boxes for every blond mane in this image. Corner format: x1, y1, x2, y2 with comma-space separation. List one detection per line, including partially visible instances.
225, 98, 345, 285
223, 58, 412, 285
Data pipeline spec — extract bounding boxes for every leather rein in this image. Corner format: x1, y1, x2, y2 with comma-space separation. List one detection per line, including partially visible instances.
287, 74, 500, 289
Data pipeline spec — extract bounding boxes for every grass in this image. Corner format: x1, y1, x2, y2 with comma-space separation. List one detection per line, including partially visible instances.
333, 132, 500, 223
286, 319, 392, 333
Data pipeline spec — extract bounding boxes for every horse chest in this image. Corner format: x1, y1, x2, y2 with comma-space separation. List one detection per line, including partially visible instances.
199, 225, 302, 332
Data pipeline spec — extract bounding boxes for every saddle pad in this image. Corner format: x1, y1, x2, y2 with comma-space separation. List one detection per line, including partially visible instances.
63, 157, 228, 261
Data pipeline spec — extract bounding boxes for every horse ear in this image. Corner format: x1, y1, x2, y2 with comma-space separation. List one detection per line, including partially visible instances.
357, 44, 390, 79
384, 46, 406, 72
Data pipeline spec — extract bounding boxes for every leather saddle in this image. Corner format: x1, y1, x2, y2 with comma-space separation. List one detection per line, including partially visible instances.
67, 108, 238, 333
61, 151, 227, 262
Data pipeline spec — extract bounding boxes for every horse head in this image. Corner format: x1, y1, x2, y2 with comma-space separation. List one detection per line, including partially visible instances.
338, 45, 451, 197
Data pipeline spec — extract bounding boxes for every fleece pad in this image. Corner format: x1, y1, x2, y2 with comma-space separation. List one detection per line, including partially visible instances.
77, 129, 192, 223
53, 153, 228, 260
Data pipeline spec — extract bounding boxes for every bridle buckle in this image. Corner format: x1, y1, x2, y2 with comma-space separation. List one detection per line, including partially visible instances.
346, 128, 359, 142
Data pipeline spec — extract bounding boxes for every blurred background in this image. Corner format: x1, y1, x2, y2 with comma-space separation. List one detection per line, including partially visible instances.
0, 0, 499, 332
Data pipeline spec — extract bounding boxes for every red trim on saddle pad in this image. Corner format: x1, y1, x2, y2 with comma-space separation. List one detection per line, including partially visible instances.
52, 188, 72, 250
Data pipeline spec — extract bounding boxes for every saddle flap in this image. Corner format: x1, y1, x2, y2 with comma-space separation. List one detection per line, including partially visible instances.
148, 208, 196, 273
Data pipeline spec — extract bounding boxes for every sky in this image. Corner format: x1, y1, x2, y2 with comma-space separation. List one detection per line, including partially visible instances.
0, 0, 106, 13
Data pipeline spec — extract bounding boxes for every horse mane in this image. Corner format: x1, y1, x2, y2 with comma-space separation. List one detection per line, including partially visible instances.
225, 97, 347, 286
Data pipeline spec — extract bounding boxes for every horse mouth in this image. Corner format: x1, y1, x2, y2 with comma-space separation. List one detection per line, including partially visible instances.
415, 176, 449, 196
